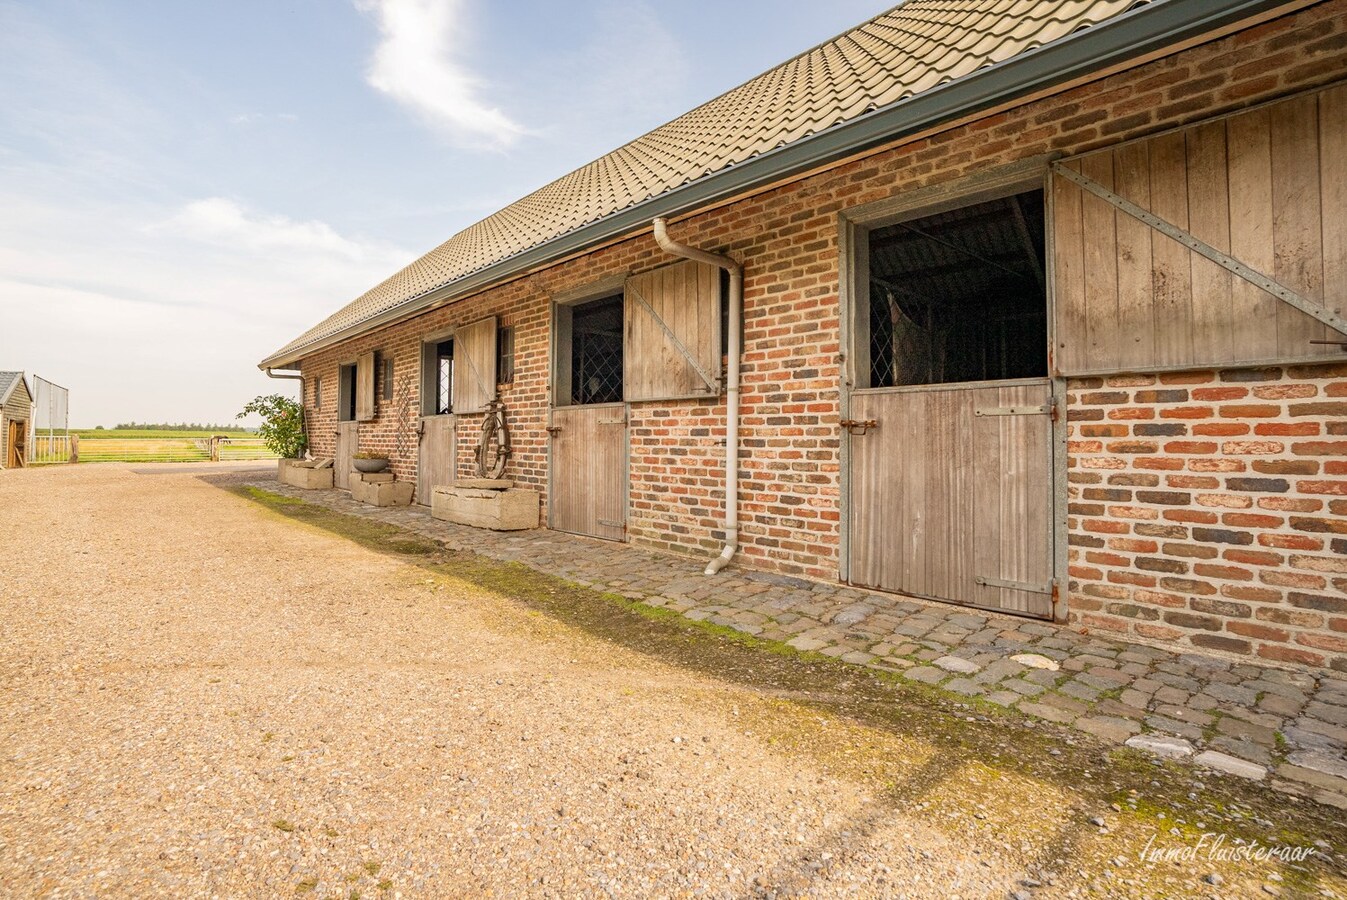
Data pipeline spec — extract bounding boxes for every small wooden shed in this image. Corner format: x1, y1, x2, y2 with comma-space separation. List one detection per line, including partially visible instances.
0, 372, 33, 469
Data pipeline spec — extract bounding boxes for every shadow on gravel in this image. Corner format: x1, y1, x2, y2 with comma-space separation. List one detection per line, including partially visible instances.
218, 480, 1346, 897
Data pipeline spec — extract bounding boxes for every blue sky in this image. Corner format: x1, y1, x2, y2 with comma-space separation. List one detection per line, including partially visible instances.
0, 0, 886, 427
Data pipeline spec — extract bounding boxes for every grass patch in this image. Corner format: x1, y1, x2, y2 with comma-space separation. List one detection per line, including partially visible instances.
271, 819, 295, 833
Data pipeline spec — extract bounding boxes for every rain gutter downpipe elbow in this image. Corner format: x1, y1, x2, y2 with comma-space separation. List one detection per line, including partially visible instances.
652, 217, 742, 576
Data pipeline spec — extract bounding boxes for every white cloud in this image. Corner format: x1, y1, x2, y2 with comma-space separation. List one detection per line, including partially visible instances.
228, 112, 299, 125
162, 197, 407, 266
358, 0, 524, 149
0, 192, 415, 425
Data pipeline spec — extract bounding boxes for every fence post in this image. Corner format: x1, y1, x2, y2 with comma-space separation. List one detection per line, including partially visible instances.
69, 434, 79, 464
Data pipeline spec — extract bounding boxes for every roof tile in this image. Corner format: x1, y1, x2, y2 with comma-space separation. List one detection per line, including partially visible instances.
267, 0, 1138, 363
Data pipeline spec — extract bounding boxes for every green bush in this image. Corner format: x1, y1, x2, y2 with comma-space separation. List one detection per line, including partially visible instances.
238, 394, 306, 459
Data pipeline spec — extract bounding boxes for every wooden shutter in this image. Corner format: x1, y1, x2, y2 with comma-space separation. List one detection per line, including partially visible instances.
1052, 84, 1347, 375
452, 316, 498, 414
355, 350, 376, 421
623, 259, 722, 402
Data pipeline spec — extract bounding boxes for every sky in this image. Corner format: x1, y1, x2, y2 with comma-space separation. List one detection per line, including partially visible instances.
0, 0, 886, 427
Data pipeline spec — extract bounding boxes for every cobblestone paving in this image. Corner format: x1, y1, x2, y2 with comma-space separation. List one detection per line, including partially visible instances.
248, 478, 1347, 809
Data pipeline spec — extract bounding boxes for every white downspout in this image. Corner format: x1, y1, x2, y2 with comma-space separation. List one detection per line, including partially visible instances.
652, 217, 742, 575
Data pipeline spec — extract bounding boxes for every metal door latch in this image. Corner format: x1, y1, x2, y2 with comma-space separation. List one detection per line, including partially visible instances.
545, 425, 562, 436
839, 419, 878, 435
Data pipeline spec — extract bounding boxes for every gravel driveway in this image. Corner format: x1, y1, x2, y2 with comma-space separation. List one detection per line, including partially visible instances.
0, 464, 1340, 899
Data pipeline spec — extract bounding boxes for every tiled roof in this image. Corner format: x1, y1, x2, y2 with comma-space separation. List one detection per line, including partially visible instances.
266, 0, 1141, 365
0, 371, 23, 405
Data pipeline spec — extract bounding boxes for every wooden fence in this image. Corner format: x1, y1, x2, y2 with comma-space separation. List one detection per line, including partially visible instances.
30, 434, 76, 465
29, 436, 278, 465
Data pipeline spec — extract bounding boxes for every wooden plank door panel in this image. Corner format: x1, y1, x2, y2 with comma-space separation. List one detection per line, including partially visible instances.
849, 379, 1053, 618
417, 415, 456, 505
335, 422, 357, 490
550, 403, 626, 541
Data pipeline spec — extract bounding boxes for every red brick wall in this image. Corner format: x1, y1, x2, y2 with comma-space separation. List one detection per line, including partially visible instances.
1067, 364, 1347, 670
294, 4, 1347, 602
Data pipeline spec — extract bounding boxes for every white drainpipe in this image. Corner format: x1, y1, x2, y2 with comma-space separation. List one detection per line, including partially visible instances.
652, 217, 743, 575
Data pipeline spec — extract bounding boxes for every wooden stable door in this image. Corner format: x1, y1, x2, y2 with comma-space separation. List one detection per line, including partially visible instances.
549, 404, 627, 541
848, 379, 1054, 618
416, 415, 455, 505
7, 420, 25, 468
334, 422, 358, 490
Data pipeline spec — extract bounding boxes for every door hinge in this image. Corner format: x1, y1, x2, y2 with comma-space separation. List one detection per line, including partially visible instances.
597, 418, 627, 426
975, 575, 1054, 595
975, 405, 1051, 417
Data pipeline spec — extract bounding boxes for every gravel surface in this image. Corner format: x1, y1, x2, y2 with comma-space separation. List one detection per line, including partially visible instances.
0, 464, 1336, 899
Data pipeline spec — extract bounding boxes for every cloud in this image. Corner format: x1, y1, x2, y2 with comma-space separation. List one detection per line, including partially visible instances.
161, 197, 407, 267
228, 112, 299, 125
358, 0, 524, 149
0, 192, 416, 425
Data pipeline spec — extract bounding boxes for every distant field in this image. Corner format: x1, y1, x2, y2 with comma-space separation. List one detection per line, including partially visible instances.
58, 433, 277, 463
72, 429, 254, 439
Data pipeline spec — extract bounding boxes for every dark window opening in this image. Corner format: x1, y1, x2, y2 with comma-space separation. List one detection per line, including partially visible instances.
435, 339, 453, 415
381, 354, 394, 401
313, 376, 322, 410
497, 326, 514, 384
866, 189, 1047, 388
571, 295, 623, 405
338, 364, 357, 422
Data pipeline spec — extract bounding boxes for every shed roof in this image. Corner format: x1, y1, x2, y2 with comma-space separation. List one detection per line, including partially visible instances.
263, 0, 1284, 368
0, 371, 30, 407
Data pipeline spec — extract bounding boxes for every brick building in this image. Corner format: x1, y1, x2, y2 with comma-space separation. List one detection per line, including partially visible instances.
262, 0, 1347, 673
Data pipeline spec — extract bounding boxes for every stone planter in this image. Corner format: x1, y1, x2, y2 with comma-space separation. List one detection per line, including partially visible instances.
353, 457, 390, 474
432, 480, 539, 531
351, 471, 413, 507
277, 458, 333, 490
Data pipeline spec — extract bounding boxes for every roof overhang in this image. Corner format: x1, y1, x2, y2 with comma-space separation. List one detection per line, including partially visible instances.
260, 0, 1299, 370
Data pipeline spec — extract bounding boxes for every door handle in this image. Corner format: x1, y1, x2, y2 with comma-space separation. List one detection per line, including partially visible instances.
546, 426, 562, 436
839, 419, 877, 435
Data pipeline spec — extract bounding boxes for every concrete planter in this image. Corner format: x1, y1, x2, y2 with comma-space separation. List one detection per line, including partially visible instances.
353, 457, 390, 474
351, 472, 413, 507
277, 458, 333, 490
432, 481, 539, 531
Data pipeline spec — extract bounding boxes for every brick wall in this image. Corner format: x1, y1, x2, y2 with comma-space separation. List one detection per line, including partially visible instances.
1067, 364, 1347, 672
294, 4, 1347, 596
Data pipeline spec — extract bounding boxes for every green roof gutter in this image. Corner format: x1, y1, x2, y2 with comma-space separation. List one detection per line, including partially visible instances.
261, 0, 1295, 369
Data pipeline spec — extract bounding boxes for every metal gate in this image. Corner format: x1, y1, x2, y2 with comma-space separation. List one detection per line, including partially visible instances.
416, 415, 456, 505
549, 403, 627, 541
334, 422, 357, 490
847, 378, 1054, 618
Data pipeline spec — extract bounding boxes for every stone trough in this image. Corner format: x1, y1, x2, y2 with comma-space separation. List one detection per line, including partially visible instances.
432, 479, 539, 531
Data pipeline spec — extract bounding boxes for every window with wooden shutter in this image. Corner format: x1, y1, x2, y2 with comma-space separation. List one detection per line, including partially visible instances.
623, 259, 722, 402
1052, 84, 1347, 375
452, 316, 498, 414
355, 350, 376, 421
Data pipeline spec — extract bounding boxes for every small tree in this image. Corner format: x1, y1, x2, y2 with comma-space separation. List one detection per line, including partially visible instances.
238, 394, 307, 459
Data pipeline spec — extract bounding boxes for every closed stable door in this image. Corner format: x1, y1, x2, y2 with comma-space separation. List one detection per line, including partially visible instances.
334, 422, 357, 490
550, 404, 627, 541
416, 416, 455, 505
848, 380, 1054, 617
846, 186, 1055, 618
550, 292, 629, 541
